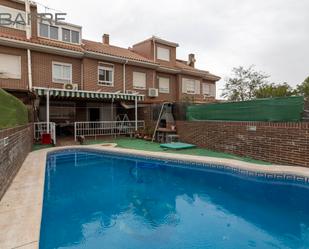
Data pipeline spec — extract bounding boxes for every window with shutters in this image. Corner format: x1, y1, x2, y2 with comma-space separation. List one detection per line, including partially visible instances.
0, 54, 21, 79
159, 77, 170, 93
157, 47, 170, 61
133, 72, 146, 90
202, 83, 216, 97
210, 84, 216, 97
182, 78, 200, 94
52, 62, 72, 84
202, 83, 210, 95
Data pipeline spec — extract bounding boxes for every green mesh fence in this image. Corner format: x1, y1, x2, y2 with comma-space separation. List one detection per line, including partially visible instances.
0, 89, 28, 129
187, 96, 304, 122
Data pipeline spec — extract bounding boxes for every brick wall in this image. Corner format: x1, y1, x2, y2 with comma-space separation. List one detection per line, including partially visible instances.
0, 124, 33, 200
32, 51, 82, 89
82, 58, 123, 92
176, 121, 309, 167
132, 40, 154, 60
125, 65, 155, 99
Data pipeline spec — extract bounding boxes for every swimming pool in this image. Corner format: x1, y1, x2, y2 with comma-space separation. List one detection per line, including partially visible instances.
39, 149, 309, 249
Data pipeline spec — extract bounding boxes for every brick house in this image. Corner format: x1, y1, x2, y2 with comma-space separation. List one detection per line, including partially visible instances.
0, 0, 220, 135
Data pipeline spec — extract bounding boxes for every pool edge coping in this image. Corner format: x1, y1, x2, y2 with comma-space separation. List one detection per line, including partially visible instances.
1, 144, 309, 249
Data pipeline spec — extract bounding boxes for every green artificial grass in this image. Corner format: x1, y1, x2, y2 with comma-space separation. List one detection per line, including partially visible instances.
84, 137, 271, 165
0, 89, 28, 129
32, 144, 54, 151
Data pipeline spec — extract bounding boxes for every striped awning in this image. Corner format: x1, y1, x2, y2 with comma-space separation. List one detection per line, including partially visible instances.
33, 87, 144, 101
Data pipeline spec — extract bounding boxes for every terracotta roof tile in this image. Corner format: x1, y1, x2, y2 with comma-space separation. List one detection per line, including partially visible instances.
82, 39, 155, 63
175, 60, 221, 80
0, 32, 220, 80
32, 37, 84, 52
0, 32, 84, 52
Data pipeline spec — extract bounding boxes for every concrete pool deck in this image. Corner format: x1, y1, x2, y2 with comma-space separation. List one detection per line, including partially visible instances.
1, 144, 309, 249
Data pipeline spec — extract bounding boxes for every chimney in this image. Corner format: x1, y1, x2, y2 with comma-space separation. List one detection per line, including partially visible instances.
188, 53, 196, 68
102, 34, 110, 45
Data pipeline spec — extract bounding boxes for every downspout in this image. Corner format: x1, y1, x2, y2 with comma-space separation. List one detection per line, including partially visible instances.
152, 38, 156, 88
123, 60, 128, 93
25, 0, 32, 90
27, 49, 32, 90
81, 62, 84, 90
153, 38, 156, 62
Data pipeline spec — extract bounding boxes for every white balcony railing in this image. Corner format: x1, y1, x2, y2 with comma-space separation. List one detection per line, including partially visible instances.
33, 122, 57, 145
74, 121, 145, 141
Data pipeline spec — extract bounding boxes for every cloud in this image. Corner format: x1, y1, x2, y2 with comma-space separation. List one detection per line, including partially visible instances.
37, 0, 309, 98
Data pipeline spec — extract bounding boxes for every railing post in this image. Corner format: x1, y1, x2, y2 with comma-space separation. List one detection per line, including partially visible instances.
74, 122, 77, 142
135, 98, 138, 131
46, 89, 50, 133
52, 123, 56, 145
33, 123, 36, 140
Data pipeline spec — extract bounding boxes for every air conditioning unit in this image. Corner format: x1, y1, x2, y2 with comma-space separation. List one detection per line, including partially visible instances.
63, 83, 78, 90
148, 88, 158, 97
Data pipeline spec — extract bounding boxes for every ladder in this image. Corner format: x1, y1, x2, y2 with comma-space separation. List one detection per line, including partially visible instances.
151, 102, 170, 142
116, 114, 130, 134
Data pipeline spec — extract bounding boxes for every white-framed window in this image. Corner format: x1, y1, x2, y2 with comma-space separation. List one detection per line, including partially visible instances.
202, 83, 216, 97
159, 77, 170, 93
210, 84, 216, 97
62, 28, 80, 44
39, 23, 61, 40
202, 83, 210, 95
62, 28, 71, 42
52, 62, 72, 84
157, 46, 170, 61
98, 65, 114, 86
0, 54, 21, 79
50, 26, 59, 40
38, 23, 80, 44
182, 78, 200, 94
133, 72, 146, 90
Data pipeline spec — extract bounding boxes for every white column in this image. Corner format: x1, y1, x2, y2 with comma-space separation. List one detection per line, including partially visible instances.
27, 49, 32, 90
135, 98, 138, 131
46, 89, 50, 133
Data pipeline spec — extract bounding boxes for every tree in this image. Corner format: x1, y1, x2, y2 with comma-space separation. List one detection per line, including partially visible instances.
221, 65, 269, 101
254, 83, 295, 99
296, 76, 309, 99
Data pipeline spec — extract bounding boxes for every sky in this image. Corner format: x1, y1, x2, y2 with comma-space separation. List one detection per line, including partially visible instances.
36, 0, 309, 98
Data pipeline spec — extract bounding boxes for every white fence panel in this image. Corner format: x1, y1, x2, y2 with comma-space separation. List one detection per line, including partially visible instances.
74, 121, 145, 141
33, 122, 56, 144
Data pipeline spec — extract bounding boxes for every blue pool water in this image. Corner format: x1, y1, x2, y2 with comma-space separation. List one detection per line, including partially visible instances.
40, 150, 309, 249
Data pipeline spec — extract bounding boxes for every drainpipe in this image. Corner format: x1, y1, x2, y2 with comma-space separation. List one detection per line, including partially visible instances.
46, 89, 50, 133
27, 49, 32, 90
25, 0, 32, 90
152, 38, 156, 88
153, 37, 156, 62
123, 60, 128, 93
